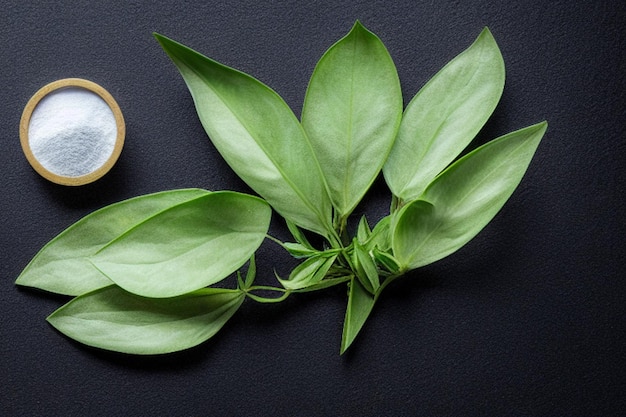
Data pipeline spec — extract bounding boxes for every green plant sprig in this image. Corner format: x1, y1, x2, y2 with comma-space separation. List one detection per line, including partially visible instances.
16, 21, 547, 355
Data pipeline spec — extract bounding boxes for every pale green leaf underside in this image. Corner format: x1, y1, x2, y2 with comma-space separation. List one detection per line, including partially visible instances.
92, 191, 271, 298
384, 27, 505, 201
302, 21, 402, 217
155, 33, 333, 238
15, 189, 210, 296
341, 278, 375, 354
47, 286, 244, 355
393, 122, 547, 270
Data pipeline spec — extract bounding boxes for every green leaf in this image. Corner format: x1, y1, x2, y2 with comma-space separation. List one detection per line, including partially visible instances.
353, 240, 380, 293
280, 242, 319, 258
237, 271, 245, 290
292, 275, 351, 293
155, 33, 333, 239
392, 122, 547, 270
278, 254, 338, 290
92, 191, 271, 298
47, 286, 244, 355
341, 278, 375, 354
286, 219, 314, 250
243, 255, 256, 289
302, 21, 402, 218
364, 215, 391, 252
384, 27, 505, 202
372, 248, 401, 273
356, 215, 372, 245
15, 189, 210, 296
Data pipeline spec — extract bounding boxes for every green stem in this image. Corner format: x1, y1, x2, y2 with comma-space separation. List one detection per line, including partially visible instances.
373, 270, 406, 302
265, 234, 283, 246
390, 194, 402, 213
245, 285, 291, 303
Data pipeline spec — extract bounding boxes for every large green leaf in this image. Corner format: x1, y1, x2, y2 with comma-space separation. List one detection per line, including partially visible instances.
92, 191, 271, 298
392, 122, 547, 270
155, 34, 333, 239
47, 286, 244, 355
302, 21, 402, 218
340, 278, 375, 354
384, 27, 505, 202
15, 189, 210, 296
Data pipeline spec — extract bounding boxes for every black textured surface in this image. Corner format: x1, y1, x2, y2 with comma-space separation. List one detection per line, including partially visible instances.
2, 1, 625, 415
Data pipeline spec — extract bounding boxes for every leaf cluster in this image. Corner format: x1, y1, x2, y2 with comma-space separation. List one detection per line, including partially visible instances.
16, 22, 547, 355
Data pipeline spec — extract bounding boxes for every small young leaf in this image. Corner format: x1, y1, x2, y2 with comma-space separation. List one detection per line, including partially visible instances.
243, 255, 256, 289
356, 215, 372, 245
353, 241, 380, 293
366, 215, 392, 252
15, 189, 210, 296
302, 21, 402, 218
341, 278, 375, 354
47, 286, 244, 355
392, 122, 547, 270
384, 28, 505, 202
280, 242, 320, 258
278, 254, 338, 290
286, 219, 314, 250
155, 34, 334, 239
279, 242, 341, 259
237, 271, 245, 290
292, 275, 351, 293
372, 249, 401, 273
92, 191, 271, 298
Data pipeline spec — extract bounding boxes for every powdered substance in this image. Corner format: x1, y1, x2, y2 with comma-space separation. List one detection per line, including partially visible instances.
28, 87, 117, 177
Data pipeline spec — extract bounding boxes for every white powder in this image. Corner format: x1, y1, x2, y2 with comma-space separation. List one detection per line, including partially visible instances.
28, 87, 117, 177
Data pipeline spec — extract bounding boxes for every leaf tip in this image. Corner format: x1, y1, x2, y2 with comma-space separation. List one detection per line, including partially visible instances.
153, 32, 167, 44
350, 19, 370, 35
529, 120, 549, 136
474, 26, 500, 50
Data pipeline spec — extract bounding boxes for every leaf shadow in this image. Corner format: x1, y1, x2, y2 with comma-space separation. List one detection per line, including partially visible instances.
339, 267, 444, 363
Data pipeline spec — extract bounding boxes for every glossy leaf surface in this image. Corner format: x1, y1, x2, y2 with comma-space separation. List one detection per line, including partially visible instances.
47, 286, 244, 355
384, 28, 505, 202
393, 122, 547, 270
341, 278, 375, 354
92, 191, 271, 298
302, 21, 402, 217
15, 189, 210, 296
155, 34, 333, 238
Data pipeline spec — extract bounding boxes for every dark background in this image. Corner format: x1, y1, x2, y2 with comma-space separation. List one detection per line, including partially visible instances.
2, 1, 624, 415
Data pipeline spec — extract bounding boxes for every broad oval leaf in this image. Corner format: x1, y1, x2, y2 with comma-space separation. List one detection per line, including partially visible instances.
155, 34, 333, 239
92, 191, 271, 298
392, 122, 547, 270
47, 286, 244, 355
384, 27, 505, 202
302, 21, 402, 218
15, 189, 210, 296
